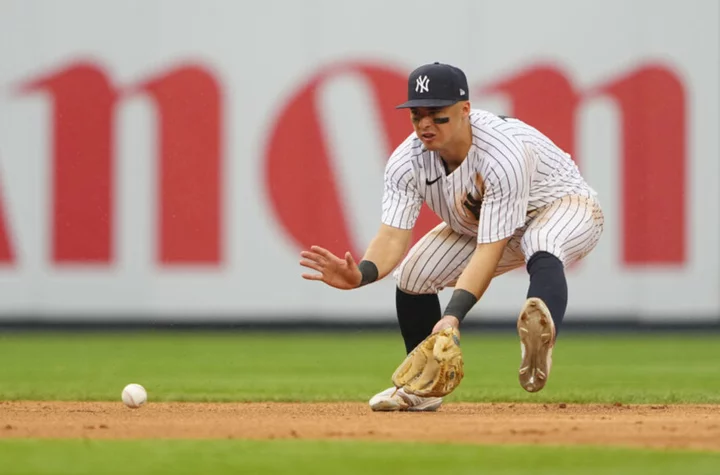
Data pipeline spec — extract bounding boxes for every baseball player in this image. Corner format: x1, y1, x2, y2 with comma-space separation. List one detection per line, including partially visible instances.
299, 62, 604, 411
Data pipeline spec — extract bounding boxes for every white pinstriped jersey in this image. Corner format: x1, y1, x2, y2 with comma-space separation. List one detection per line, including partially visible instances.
381, 109, 597, 243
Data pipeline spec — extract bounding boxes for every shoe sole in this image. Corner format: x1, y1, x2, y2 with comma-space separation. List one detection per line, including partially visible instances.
369, 399, 406, 412
369, 390, 442, 412
407, 398, 442, 412
517, 298, 555, 393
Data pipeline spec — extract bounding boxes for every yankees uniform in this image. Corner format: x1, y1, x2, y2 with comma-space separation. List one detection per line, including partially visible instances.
382, 109, 604, 295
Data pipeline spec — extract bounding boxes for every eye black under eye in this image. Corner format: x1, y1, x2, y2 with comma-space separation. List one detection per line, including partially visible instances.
411, 109, 441, 120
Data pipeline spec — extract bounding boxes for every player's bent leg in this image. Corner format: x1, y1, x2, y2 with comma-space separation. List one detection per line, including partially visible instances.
369, 387, 443, 412
520, 194, 604, 333
515, 195, 604, 393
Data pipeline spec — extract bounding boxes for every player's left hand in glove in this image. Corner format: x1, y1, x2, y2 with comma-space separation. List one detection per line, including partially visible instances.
391, 327, 464, 397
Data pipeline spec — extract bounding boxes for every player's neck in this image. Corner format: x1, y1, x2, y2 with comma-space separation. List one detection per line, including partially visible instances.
438, 123, 472, 172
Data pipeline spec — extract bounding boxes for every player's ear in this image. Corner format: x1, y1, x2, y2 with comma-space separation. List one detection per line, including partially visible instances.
462, 101, 471, 117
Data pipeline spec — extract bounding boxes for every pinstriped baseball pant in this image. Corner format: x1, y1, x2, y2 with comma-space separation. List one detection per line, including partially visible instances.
393, 195, 604, 294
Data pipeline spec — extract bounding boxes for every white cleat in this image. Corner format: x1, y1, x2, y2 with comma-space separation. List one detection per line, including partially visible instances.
368, 387, 443, 412
517, 297, 556, 393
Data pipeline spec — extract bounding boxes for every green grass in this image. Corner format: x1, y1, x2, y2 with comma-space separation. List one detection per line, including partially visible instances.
1, 439, 719, 475
1, 331, 719, 474
0, 330, 718, 404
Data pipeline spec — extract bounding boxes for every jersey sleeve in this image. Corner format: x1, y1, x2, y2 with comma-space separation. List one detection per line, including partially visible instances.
477, 146, 532, 243
381, 155, 423, 230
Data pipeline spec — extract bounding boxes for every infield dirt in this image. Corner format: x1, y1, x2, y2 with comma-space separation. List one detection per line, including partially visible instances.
1, 402, 719, 451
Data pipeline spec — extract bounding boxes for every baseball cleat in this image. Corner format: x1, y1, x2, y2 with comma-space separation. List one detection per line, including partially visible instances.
368, 386, 443, 412
517, 297, 556, 393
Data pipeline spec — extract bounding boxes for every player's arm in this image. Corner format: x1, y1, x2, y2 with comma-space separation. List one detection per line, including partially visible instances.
356, 224, 413, 285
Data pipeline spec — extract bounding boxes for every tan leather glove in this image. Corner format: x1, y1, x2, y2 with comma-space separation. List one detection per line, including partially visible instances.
391, 327, 464, 397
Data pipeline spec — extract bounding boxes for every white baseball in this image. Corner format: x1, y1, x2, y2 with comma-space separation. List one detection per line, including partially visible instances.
121, 383, 147, 409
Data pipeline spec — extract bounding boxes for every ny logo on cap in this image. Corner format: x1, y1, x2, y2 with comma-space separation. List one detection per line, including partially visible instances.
415, 75, 430, 93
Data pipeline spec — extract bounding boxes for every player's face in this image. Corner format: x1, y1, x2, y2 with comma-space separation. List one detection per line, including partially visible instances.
410, 102, 468, 150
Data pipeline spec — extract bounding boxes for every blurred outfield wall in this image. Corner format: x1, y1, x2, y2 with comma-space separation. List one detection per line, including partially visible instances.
0, 0, 717, 327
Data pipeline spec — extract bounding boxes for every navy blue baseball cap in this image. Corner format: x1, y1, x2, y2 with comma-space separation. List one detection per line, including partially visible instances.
396, 62, 470, 109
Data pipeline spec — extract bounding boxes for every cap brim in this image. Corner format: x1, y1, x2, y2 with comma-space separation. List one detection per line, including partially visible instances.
395, 98, 458, 109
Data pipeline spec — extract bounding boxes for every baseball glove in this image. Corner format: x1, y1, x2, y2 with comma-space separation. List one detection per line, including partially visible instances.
391, 327, 464, 397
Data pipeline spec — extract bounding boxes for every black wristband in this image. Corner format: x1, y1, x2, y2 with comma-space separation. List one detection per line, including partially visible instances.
357, 260, 379, 287
443, 289, 478, 321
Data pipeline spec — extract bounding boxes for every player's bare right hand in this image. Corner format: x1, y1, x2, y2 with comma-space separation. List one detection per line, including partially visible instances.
300, 245, 363, 290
